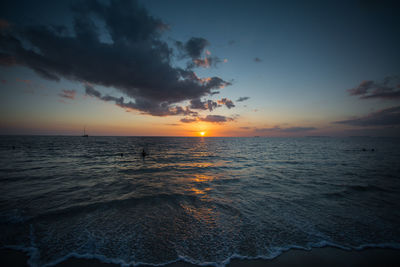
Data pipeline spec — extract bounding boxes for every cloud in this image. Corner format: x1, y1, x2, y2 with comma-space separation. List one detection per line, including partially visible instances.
236, 96, 250, 102
254, 57, 262, 62
59, 89, 76, 99
180, 117, 198, 123
176, 38, 223, 68
176, 37, 209, 59
189, 98, 218, 111
189, 97, 235, 111
85, 84, 197, 116
180, 114, 234, 124
279, 127, 316, 133
200, 115, 233, 123
0, 0, 231, 116
348, 75, 400, 100
192, 56, 222, 68
334, 106, 400, 126
16, 78, 31, 84
217, 98, 235, 109
253, 126, 316, 133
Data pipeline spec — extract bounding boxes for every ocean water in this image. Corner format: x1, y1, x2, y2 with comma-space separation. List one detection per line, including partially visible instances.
0, 136, 400, 266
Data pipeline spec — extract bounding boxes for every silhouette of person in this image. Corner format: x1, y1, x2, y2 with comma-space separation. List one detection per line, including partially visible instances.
141, 148, 146, 157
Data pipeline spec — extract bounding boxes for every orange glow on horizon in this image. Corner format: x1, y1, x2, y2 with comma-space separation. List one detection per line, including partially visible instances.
200, 131, 205, 136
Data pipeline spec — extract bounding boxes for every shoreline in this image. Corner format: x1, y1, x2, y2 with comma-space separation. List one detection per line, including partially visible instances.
1, 246, 399, 267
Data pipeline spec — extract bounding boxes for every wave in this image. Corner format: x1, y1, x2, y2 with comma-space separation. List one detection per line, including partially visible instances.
4, 241, 400, 267
31, 193, 204, 221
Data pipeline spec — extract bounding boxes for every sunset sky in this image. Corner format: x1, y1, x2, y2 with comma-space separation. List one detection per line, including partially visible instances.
1, 0, 399, 136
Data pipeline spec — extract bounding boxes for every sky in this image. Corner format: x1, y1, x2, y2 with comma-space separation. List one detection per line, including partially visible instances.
0, 0, 400, 137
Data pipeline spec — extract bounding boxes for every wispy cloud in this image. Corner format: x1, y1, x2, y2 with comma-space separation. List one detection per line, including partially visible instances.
16, 78, 31, 84
254, 126, 316, 133
334, 106, 400, 126
348, 75, 400, 100
236, 96, 250, 102
180, 115, 235, 124
180, 118, 198, 123
59, 89, 76, 99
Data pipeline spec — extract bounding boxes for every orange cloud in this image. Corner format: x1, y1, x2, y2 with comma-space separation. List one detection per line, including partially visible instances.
59, 89, 76, 99
16, 78, 31, 84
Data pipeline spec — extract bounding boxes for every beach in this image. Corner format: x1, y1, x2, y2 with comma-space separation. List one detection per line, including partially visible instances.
1, 247, 399, 266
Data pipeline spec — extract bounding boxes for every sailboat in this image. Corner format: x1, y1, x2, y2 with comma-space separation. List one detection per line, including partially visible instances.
82, 126, 88, 137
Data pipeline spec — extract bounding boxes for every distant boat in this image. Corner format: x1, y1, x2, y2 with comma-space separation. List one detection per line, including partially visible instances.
82, 126, 88, 137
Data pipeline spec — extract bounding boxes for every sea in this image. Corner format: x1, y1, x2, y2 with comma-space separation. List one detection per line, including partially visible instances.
0, 136, 400, 266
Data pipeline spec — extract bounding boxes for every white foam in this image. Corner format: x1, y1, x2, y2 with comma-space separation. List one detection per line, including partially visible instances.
3, 241, 400, 267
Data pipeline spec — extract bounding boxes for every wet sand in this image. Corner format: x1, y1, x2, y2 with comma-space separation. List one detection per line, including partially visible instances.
1, 247, 399, 266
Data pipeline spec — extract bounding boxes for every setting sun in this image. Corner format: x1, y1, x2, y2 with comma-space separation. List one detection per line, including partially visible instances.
200, 131, 205, 136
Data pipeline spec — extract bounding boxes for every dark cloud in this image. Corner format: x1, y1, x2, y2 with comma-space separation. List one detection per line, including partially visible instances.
85, 84, 101, 98
0, 0, 232, 116
200, 115, 233, 123
176, 37, 209, 60
254, 126, 316, 133
279, 127, 316, 133
236, 96, 250, 102
217, 98, 235, 109
176, 38, 223, 68
180, 114, 234, 124
59, 89, 76, 99
334, 106, 400, 126
254, 57, 262, 62
180, 117, 198, 123
85, 84, 197, 116
348, 75, 400, 100
189, 98, 218, 111
189, 97, 235, 111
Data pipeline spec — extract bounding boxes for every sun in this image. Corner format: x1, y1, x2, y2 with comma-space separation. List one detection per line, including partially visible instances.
200, 131, 205, 136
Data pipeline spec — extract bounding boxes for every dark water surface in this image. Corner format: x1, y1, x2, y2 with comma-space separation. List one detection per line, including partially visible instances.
1, 136, 400, 266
